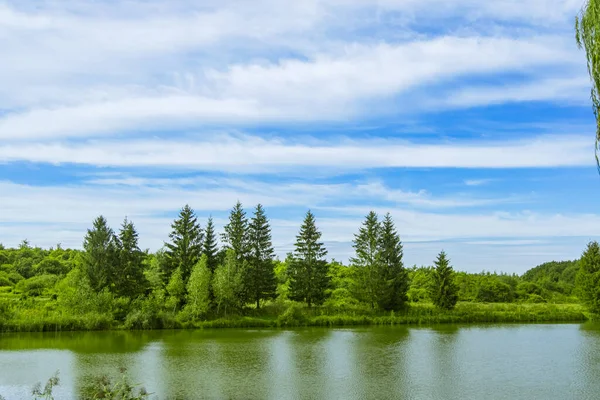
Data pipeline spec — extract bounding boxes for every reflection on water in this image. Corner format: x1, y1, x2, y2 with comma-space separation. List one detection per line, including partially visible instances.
1, 324, 600, 400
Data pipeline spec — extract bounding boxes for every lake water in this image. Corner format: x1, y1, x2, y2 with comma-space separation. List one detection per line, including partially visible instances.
1, 324, 600, 399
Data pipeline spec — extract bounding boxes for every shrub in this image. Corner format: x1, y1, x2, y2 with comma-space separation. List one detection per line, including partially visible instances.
15, 274, 58, 296
277, 302, 307, 327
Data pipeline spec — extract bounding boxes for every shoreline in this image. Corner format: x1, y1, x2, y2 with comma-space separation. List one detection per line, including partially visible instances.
0, 302, 589, 333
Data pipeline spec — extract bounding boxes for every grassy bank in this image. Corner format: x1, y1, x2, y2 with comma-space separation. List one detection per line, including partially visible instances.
0, 301, 589, 333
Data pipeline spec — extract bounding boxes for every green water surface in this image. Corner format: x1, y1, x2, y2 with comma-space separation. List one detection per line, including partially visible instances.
1, 323, 599, 399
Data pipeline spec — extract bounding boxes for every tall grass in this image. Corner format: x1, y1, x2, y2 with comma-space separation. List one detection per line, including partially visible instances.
0, 301, 588, 333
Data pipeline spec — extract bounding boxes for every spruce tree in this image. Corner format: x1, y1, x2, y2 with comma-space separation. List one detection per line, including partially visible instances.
221, 201, 250, 261
82, 215, 118, 292
246, 204, 277, 309
378, 213, 408, 310
115, 217, 146, 298
288, 210, 330, 308
429, 251, 458, 310
576, 241, 600, 314
350, 211, 381, 308
164, 205, 203, 284
203, 216, 219, 273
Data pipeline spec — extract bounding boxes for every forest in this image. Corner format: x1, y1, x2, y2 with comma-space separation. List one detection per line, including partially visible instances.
0, 202, 599, 332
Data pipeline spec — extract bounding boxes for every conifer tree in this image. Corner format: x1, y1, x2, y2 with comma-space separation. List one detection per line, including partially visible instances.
185, 255, 212, 319
576, 241, 600, 314
115, 217, 146, 298
378, 213, 408, 310
164, 205, 203, 284
82, 215, 118, 292
288, 210, 330, 308
221, 201, 250, 261
203, 216, 219, 273
429, 251, 458, 310
203, 216, 219, 307
350, 211, 381, 308
246, 204, 277, 309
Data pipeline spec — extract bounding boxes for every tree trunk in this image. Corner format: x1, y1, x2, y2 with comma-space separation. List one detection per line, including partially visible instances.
256, 297, 260, 310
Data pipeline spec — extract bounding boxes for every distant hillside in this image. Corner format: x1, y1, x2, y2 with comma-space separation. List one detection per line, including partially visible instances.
521, 260, 580, 296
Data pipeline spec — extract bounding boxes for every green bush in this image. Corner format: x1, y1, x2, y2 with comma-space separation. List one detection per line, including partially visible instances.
525, 294, 547, 303
15, 274, 59, 296
277, 302, 307, 327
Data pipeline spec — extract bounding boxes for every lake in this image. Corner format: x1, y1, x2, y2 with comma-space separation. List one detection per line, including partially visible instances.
1, 323, 599, 399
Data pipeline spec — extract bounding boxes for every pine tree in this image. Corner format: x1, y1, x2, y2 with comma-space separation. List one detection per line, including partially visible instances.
576, 241, 600, 314
82, 215, 118, 292
246, 204, 277, 309
429, 251, 458, 310
164, 205, 203, 284
213, 249, 244, 315
115, 217, 146, 298
203, 216, 219, 273
221, 201, 250, 261
350, 211, 381, 308
185, 255, 212, 319
288, 210, 330, 308
377, 213, 408, 310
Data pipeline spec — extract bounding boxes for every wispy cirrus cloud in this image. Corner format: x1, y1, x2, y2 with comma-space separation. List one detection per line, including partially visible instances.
0, 133, 592, 170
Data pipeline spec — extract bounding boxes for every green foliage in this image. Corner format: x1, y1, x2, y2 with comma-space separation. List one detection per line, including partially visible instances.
115, 218, 147, 298
274, 258, 290, 300
213, 249, 244, 315
407, 266, 432, 302
475, 276, 514, 303
184, 255, 212, 319
576, 0, 600, 168
164, 204, 203, 284
82, 215, 118, 292
124, 289, 171, 330
245, 204, 277, 309
15, 274, 58, 296
221, 201, 250, 260
576, 241, 600, 314
377, 213, 408, 310
32, 371, 59, 400
429, 251, 458, 310
277, 302, 307, 326
34, 258, 70, 276
203, 216, 219, 273
165, 267, 185, 313
351, 211, 381, 308
80, 368, 150, 400
288, 210, 330, 308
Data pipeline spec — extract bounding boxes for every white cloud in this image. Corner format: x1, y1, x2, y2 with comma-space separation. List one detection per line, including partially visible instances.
0, 133, 591, 170
0, 35, 582, 140
464, 179, 494, 186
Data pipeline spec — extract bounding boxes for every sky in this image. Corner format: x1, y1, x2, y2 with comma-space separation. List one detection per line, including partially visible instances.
1, 0, 599, 274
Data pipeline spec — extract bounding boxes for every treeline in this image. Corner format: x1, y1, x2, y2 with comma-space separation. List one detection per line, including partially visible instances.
0, 202, 599, 331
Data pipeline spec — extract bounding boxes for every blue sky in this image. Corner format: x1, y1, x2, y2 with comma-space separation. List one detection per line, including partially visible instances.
0, 0, 599, 273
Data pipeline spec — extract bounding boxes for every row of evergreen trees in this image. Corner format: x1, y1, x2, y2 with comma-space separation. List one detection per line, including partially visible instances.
82, 202, 460, 313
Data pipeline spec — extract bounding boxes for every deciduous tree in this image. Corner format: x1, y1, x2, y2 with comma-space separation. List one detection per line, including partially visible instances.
576, 241, 600, 314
